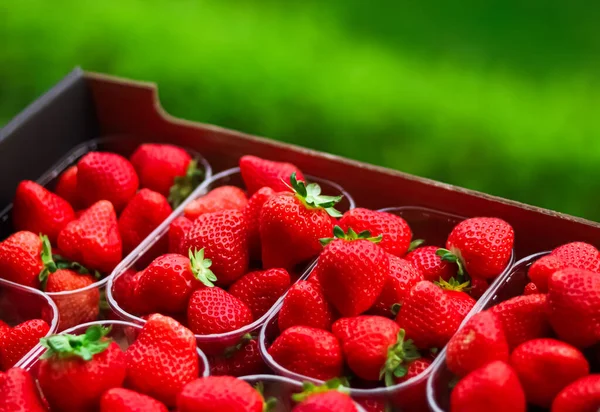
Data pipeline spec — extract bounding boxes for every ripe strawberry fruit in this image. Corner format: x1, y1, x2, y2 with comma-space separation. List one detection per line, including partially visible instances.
0, 368, 47, 412
268, 325, 343, 380
260, 173, 341, 270
444, 217, 514, 279
229, 268, 291, 319
528, 254, 563, 292
244, 186, 276, 259
100, 388, 168, 412
184, 186, 248, 221
177, 376, 264, 412
13, 180, 75, 243
319, 227, 388, 316
168, 216, 193, 254
292, 386, 357, 412
0, 319, 50, 370
77, 151, 139, 212
57, 200, 122, 274
406, 245, 455, 282
278, 280, 335, 332
125, 314, 199, 407
112, 268, 144, 314
490, 293, 551, 350
182, 210, 249, 286
553, 241, 600, 273
240, 155, 305, 195
468, 276, 489, 299
371, 255, 423, 317
450, 361, 526, 412
118, 188, 172, 254
551, 374, 600, 412
339, 208, 412, 257
0, 320, 9, 340
209, 334, 267, 376
510, 338, 590, 408
55, 165, 80, 208
187, 286, 253, 335
0, 231, 43, 288
38, 325, 127, 412
547, 268, 600, 348
446, 311, 509, 377
523, 282, 539, 295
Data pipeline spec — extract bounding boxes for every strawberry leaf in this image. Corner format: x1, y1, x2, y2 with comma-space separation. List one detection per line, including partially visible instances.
189, 248, 217, 287
40, 325, 112, 361
169, 159, 205, 208
436, 248, 466, 279
380, 329, 421, 387
292, 378, 350, 402
320, 225, 382, 246
289, 173, 343, 217
407, 239, 425, 252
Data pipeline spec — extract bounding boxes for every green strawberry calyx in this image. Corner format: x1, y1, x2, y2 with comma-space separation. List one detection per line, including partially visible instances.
407, 239, 425, 252
380, 329, 421, 387
169, 159, 205, 208
292, 378, 350, 403
223, 333, 253, 358
189, 248, 217, 287
254, 381, 278, 412
435, 277, 471, 292
288, 172, 343, 218
436, 248, 467, 281
320, 225, 383, 247
40, 325, 112, 361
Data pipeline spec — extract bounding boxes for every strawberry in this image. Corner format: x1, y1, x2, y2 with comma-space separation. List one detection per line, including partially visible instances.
77, 152, 139, 212
0, 368, 47, 412
553, 241, 600, 273
395, 280, 476, 350
209, 334, 267, 376
184, 186, 248, 221
528, 254, 563, 292
0, 320, 9, 340
168, 216, 193, 254
177, 376, 264, 412
239, 154, 305, 195
547, 268, 600, 348
229, 268, 291, 319
292, 382, 357, 412
55, 165, 80, 208
394, 357, 432, 383
182, 210, 249, 286
244, 186, 276, 259
278, 280, 335, 332
510, 338, 590, 407
406, 245, 455, 282
391, 357, 433, 409
551, 374, 600, 412
13, 180, 75, 243
371, 255, 423, 317
446, 311, 509, 377
111, 268, 141, 314
57, 200, 122, 273
125, 314, 199, 406
187, 286, 253, 335
0, 319, 49, 370
0, 231, 43, 288
523, 282, 539, 295
339, 208, 412, 257
450, 361, 526, 412
260, 173, 341, 270
490, 294, 550, 350
38, 325, 127, 412
443, 217, 514, 279
100, 388, 168, 412
268, 325, 343, 380
319, 227, 388, 317
118, 189, 172, 254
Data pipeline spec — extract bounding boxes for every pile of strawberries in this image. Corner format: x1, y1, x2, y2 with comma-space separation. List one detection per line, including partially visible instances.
445, 242, 600, 412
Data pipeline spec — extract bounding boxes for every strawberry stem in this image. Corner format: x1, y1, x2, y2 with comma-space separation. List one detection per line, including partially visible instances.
292, 378, 350, 403
169, 159, 204, 208
380, 329, 421, 387
40, 325, 112, 361
289, 173, 343, 218
189, 248, 217, 287
320, 225, 383, 246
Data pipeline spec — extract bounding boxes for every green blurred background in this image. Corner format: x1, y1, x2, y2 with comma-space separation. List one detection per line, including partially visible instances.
2, 1, 600, 220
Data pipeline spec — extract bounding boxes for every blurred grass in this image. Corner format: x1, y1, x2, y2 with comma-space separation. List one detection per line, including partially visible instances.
2, 0, 600, 220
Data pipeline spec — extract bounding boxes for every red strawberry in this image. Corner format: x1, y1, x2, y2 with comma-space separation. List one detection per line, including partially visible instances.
551, 374, 600, 412
268, 325, 343, 380
395, 357, 432, 383
547, 268, 600, 348
319, 227, 388, 316
371, 255, 423, 317
446, 311, 509, 377
239, 155, 305, 195
0, 368, 47, 412
184, 186, 248, 221
450, 361, 526, 412
392, 357, 433, 409
278, 280, 335, 332
182, 210, 249, 286
292, 388, 357, 412
187, 287, 253, 335
444, 217, 514, 279
209, 334, 267, 376
406, 245, 455, 282
490, 294, 551, 350
111, 268, 141, 314
553, 241, 600, 273
0, 320, 9, 340
13, 180, 75, 243
57, 200, 122, 273
244, 186, 276, 259
339, 208, 412, 257
177, 376, 263, 412
528, 254, 563, 292
468, 276, 489, 299
259, 174, 341, 270
523, 282, 539, 295
395, 280, 475, 350
0, 319, 49, 370
77, 152, 139, 211
118, 189, 172, 254
38, 325, 127, 412
168, 216, 193, 254
229, 268, 291, 319
125, 314, 199, 406
0, 231, 43, 288
55, 165, 80, 208
510, 338, 590, 407
100, 388, 168, 412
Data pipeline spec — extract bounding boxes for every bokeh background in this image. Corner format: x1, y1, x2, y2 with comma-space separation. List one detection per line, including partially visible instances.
2, 1, 600, 220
